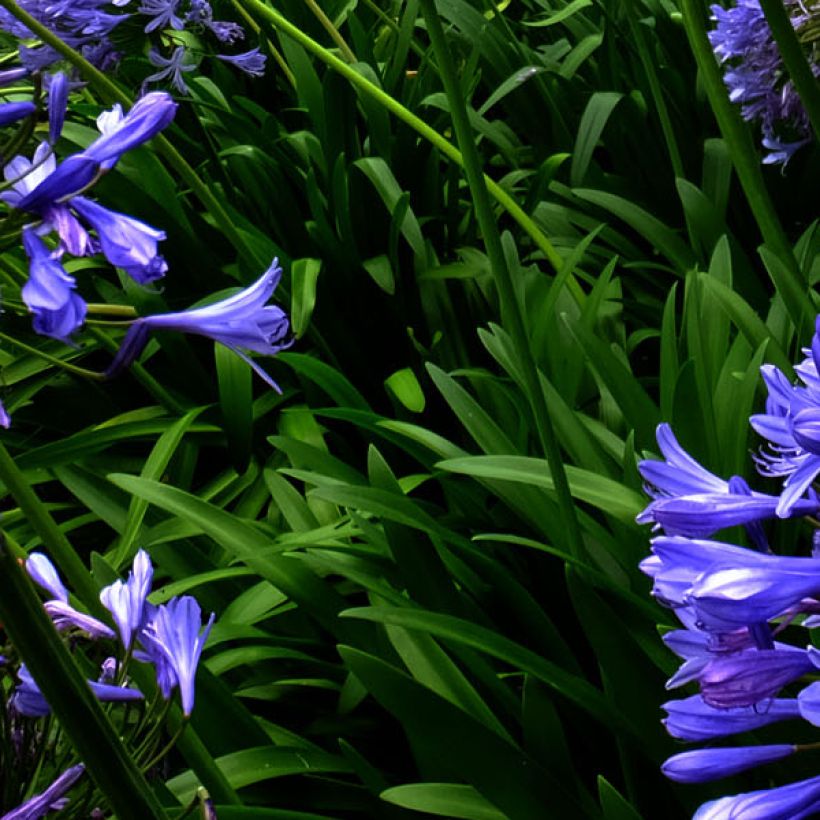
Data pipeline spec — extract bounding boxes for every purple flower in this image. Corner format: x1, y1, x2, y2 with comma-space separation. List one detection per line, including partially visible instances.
139, 596, 214, 715
708, 0, 814, 165
699, 648, 815, 708
662, 744, 795, 784
108, 259, 291, 389
1, 763, 84, 820
0, 101, 35, 127
0, 67, 29, 86
638, 424, 817, 539
11, 665, 141, 718
694, 774, 820, 820
208, 20, 244, 43
662, 694, 802, 741
27, 552, 69, 602
138, 0, 183, 32
217, 47, 265, 77
71, 196, 167, 283
0, 400, 9, 429
46, 71, 68, 143
82, 91, 177, 168
21, 229, 87, 343
145, 46, 196, 95
691, 557, 820, 630
100, 549, 153, 649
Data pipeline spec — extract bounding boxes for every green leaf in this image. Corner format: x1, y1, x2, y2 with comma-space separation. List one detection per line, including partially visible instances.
380, 784, 507, 819
216, 345, 253, 471
571, 92, 623, 186
290, 258, 322, 337
385, 368, 426, 412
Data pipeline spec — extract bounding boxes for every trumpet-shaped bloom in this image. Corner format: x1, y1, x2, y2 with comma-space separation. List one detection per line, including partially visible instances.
662, 694, 802, 742
107, 259, 291, 389
10, 665, 141, 718
217, 48, 265, 77
100, 549, 153, 649
0, 400, 9, 429
21, 230, 86, 342
139, 596, 214, 715
71, 196, 167, 283
662, 744, 795, 784
27, 552, 69, 602
694, 774, 820, 820
145, 46, 196, 94
1, 763, 84, 820
699, 648, 815, 708
47, 72, 68, 143
0, 101, 35, 127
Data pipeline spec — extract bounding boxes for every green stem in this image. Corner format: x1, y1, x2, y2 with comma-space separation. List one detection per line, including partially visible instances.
680, 0, 814, 338
303, 0, 357, 62
758, 0, 820, 143
234, 0, 570, 277
85, 303, 139, 317
417, 0, 584, 559
0, 443, 104, 612
0, 0, 258, 268
0, 331, 106, 381
0, 534, 168, 819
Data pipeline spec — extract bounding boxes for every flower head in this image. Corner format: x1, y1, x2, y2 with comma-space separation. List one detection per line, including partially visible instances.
108, 259, 291, 389
217, 47, 265, 77
100, 549, 154, 649
1, 764, 84, 820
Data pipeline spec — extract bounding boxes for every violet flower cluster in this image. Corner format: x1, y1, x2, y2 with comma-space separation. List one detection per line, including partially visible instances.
0, 0, 265, 89
709, 0, 818, 165
0, 548, 212, 818
639, 316, 820, 817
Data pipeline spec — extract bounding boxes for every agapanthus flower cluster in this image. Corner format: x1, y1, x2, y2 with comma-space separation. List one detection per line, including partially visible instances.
709, 0, 818, 165
0, 548, 212, 818
639, 315, 820, 817
0, 0, 266, 88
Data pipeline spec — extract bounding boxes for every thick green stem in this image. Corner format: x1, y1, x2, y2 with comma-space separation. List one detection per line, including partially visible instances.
680, 0, 814, 338
234, 0, 570, 277
758, 0, 820, 143
417, 0, 584, 559
0, 0, 257, 268
0, 533, 169, 819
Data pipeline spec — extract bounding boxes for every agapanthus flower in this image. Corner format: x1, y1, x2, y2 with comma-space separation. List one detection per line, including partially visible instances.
71, 196, 167, 283
0, 401, 10, 429
1, 763, 84, 820
638, 423, 818, 540
216, 47, 265, 77
0, 102, 35, 128
662, 694, 802, 741
107, 259, 291, 389
46, 71, 68, 144
694, 773, 820, 819
138, 596, 214, 715
145, 46, 196, 95
662, 745, 795, 784
10, 664, 142, 718
708, 0, 815, 165
138, 0, 184, 32
20, 229, 87, 343
100, 549, 153, 649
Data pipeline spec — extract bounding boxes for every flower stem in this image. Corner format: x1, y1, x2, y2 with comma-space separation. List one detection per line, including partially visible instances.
303, 0, 356, 63
417, 0, 585, 559
0, 330, 106, 380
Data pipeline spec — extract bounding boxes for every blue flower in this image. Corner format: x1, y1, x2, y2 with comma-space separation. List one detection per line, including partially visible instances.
10, 664, 141, 718
107, 259, 291, 389
145, 46, 196, 95
21, 229, 87, 343
1, 763, 84, 820
0, 400, 9, 429
100, 549, 153, 650
0, 101, 35, 127
138, 0, 184, 32
71, 196, 167, 283
637, 424, 817, 539
662, 744, 795, 784
46, 71, 68, 144
662, 694, 801, 741
698, 647, 816, 708
139, 596, 214, 715
694, 774, 820, 819
217, 47, 265, 77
